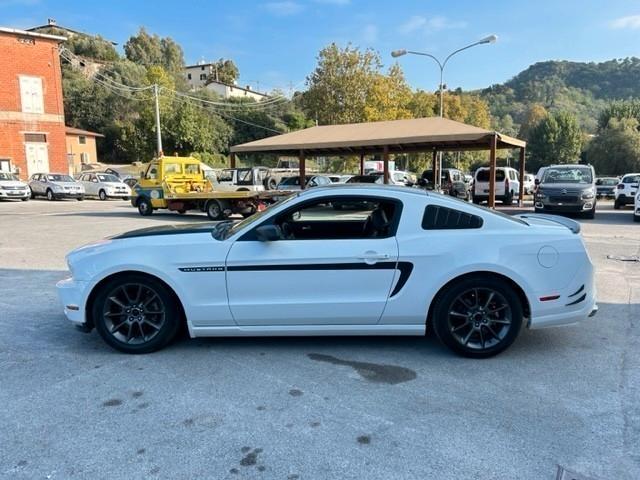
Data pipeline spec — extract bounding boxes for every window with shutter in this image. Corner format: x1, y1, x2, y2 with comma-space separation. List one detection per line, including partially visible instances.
19, 76, 44, 114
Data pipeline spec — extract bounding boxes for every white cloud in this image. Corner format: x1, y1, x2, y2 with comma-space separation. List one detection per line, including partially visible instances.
362, 24, 378, 43
263, 1, 303, 16
609, 15, 640, 30
399, 15, 467, 34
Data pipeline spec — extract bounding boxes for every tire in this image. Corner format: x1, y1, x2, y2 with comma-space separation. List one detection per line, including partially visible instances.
503, 192, 513, 206
177, 209, 186, 214
582, 207, 595, 219
472, 196, 481, 205
30, 189, 36, 199
46, 189, 55, 201
92, 274, 180, 354
265, 177, 278, 190
137, 197, 153, 216
432, 276, 524, 358
21, 197, 29, 202
614, 200, 621, 210
99, 189, 107, 201
634, 215, 640, 223
77, 196, 84, 201
205, 199, 224, 220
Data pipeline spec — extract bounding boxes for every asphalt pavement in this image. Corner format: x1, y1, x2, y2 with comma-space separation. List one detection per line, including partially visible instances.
0, 198, 638, 480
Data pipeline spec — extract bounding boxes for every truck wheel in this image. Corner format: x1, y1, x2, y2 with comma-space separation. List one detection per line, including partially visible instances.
205, 199, 224, 220
137, 197, 153, 216
265, 177, 278, 190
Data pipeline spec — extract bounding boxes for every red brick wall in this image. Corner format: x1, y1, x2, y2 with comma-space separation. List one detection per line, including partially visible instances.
0, 31, 67, 179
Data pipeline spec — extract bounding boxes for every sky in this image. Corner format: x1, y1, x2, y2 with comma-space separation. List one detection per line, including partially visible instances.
2, 0, 640, 94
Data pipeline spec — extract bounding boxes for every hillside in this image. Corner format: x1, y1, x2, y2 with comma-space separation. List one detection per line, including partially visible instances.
481, 57, 640, 134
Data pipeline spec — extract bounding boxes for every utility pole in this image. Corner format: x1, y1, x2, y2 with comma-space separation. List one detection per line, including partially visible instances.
153, 84, 163, 157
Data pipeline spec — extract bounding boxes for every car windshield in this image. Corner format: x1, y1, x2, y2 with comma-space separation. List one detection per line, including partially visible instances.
542, 167, 592, 184
347, 175, 379, 183
96, 174, 120, 183
596, 178, 618, 186
476, 170, 506, 182
213, 193, 299, 240
0, 172, 18, 181
622, 175, 640, 184
237, 169, 253, 184
280, 176, 310, 186
47, 174, 74, 182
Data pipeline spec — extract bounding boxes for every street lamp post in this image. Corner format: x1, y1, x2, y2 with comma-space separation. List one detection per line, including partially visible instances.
392, 35, 497, 188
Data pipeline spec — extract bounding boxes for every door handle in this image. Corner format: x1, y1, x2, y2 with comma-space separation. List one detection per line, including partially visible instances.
357, 252, 390, 263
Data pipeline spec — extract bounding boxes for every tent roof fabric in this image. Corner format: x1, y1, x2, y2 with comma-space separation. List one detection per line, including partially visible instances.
231, 117, 525, 155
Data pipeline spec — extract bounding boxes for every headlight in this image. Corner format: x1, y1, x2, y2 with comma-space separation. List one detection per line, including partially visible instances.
636, 192, 640, 201
0, 186, 7, 190
581, 189, 595, 200
52, 185, 63, 192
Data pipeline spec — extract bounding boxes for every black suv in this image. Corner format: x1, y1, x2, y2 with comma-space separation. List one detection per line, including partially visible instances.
534, 165, 597, 219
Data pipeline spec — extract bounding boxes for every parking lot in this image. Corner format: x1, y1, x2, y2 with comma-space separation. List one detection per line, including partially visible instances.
1, 198, 639, 480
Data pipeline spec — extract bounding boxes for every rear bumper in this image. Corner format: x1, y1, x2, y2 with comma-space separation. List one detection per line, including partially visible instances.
529, 263, 597, 329
56, 277, 89, 326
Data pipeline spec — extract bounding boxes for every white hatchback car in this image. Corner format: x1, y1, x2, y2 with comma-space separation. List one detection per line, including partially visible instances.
77, 172, 132, 200
473, 167, 521, 205
634, 192, 640, 222
614, 173, 640, 210
57, 186, 597, 358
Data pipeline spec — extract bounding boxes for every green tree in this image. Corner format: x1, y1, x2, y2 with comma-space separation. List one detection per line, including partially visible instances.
205, 59, 240, 85
124, 28, 185, 73
528, 112, 583, 171
587, 118, 640, 174
598, 99, 640, 131
518, 103, 548, 140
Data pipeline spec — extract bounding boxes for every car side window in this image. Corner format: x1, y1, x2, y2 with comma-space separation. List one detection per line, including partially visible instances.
242, 196, 403, 241
422, 205, 483, 230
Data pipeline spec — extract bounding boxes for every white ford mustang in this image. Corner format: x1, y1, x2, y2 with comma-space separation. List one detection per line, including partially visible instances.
57, 185, 597, 358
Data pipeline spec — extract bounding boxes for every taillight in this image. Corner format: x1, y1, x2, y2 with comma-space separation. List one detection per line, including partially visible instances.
617, 184, 624, 189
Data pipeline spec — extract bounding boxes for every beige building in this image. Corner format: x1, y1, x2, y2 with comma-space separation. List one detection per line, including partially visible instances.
184, 61, 268, 101
65, 126, 103, 173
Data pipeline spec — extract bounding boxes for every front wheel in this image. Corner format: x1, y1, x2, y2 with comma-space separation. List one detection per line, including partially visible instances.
583, 207, 595, 219
137, 197, 153, 216
92, 274, 180, 354
432, 276, 523, 358
77, 196, 84, 201
99, 189, 107, 201
614, 200, 621, 210
46, 189, 55, 201
21, 197, 29, 202
634, 215, 640, 223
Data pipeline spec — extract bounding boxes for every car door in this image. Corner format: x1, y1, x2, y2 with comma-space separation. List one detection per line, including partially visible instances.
32, 174, 44, 195
225, 195, 401, 326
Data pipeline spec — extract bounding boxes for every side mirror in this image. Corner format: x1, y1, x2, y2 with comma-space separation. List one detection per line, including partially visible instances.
255, 225, 282, 242
534, 178, 540, 185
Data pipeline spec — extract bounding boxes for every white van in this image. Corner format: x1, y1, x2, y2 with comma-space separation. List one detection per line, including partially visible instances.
473, 167, 520, 205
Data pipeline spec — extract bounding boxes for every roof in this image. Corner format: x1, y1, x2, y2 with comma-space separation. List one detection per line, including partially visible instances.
231, 117, 525, 155
65, 126, 104, 138
204, 79, 269, 97
27, 23, 117, 45
0, 27, 66, 42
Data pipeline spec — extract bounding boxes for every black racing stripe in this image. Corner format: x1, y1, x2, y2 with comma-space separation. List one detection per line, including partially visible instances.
566, 293, 587, 306
227, 262, 397, 272
389, 262, 414, 298
568, 285, 585, 298
112, 223, 216, 239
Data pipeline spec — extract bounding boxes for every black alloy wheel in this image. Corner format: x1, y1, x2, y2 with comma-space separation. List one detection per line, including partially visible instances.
433, 277, 523, 358
93, 275, 180, 353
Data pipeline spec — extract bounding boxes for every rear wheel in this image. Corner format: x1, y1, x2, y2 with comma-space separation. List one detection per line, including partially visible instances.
137, 197, 153, 216
432, 276, 523, 358
205, 199, 224, 220
92, 274, 180, 354
265, 177, 278, 190
503, 192, 513, 206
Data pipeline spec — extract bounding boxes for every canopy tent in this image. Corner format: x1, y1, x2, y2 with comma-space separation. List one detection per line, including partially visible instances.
230, 117, 527, 207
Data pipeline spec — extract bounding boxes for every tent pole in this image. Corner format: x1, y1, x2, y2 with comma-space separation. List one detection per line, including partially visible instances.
299, 150, 306, 190
488, 134, 497, 209
518, 147, 526, 207
383, 146, 390, 184
230, 152, 236, 169
432, 150, 438, 189
359, 152, 365, 176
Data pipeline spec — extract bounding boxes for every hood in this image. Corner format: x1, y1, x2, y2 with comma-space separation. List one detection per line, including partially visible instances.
0, 180, 28, 187
50, 181, 80, 187
110, 222, 216, 240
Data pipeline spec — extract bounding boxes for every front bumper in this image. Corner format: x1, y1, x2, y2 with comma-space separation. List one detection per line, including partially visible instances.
0, 189, 29, 198
55, 192, 84, 199
535, 200, 593, 212
56, 277, 89, 326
